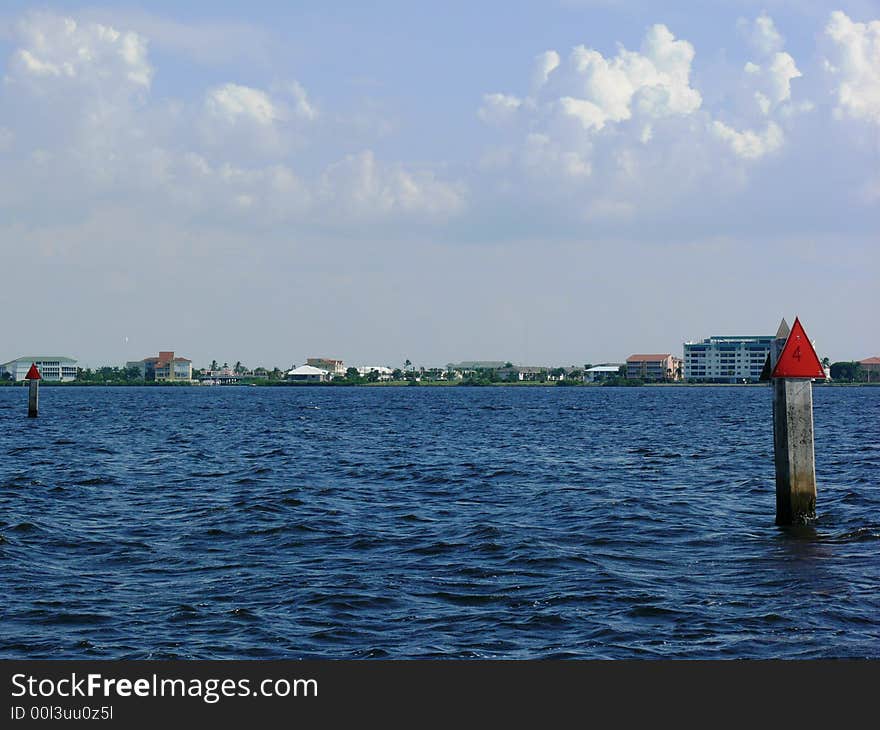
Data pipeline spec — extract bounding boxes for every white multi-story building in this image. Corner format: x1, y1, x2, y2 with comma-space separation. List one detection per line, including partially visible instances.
0, 356, 78, 382
356, 366, 394, 380
683, 335, 774, 383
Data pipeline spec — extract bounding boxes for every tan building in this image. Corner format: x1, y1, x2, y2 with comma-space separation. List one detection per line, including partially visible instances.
127, 351, 192, 382
626, 354, 678, 381
306, 358, 345, 377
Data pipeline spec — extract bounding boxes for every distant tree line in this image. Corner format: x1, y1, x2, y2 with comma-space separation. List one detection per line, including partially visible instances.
829, 361, 872, 382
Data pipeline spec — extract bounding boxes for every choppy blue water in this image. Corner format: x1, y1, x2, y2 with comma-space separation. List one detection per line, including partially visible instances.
1, 385, 878, 659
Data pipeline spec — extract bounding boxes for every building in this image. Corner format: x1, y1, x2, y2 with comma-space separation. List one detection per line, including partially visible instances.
683, 335, 774, 383
286, 365, 330, 383
356, 366, 394, 381
306, 358, 345, 377
860, 357, 880, 382
626, 354, 678, 381
0, 356, 78, 382
127, 351, 193, 382
584, 364, 624, 382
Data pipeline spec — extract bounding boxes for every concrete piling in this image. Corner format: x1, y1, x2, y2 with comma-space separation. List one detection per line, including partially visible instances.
770, 317, 823, 525
28, 379, 39, 418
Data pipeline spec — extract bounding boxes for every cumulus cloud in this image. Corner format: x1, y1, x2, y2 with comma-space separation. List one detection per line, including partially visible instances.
532, 50, 560, 90
318, 150, 465, 219
739, 12, 784, 57
825, 10, 880, 124
206, 83, 279, 126
726, 14, 808, 151
557, 24, 702, 131
711, 120, 783, 159
474, 14, 818, 219
7, 12, 152, 91
478, 93, 523, 125
476, 22, 705, 193
745, 52, 802, 114
0, 10, 464, 228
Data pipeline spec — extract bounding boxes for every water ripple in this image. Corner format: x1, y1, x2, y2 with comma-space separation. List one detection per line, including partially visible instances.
0, 385, 878, 658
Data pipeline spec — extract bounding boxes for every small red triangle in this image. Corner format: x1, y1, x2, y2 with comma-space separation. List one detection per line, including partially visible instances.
771, 317, 825, 379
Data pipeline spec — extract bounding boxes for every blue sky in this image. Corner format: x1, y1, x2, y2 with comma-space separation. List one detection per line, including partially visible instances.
0, 1, 877, 368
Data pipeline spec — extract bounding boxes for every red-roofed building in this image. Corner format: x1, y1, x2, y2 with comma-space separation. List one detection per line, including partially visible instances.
860, 357, 880, 382
127, 351, 193, 382
626, 354, 681, 381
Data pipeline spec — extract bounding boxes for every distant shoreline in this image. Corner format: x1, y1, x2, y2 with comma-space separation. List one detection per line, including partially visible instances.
1, 381, 874, 388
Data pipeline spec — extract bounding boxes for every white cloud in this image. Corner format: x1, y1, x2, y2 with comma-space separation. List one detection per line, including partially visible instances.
288, 81, 317, 121
522, 132, 592, 178
1, 10, 465, 228
532, 50, 560, 89
557, 25, 702, 131
745, 52, 802, 113
767, 53, 802, 105
318, 150, 465, 219
206, 83, 278, 126
739, 13, 784, 57
825, 10, 880, 124
7, 12, 152, 91
478, 93, 523, 125
477, 22, 704, 183
711, 120, 783, 159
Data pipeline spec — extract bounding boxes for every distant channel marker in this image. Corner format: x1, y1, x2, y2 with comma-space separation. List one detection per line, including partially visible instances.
769, 317, 825, 526
25, 362, 41, 418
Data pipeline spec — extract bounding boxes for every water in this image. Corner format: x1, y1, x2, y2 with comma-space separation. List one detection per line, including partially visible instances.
1, 385, 878, 659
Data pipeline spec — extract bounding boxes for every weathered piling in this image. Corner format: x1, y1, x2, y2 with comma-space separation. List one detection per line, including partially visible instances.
25, 363, 41, 418
770, 317, 824, 525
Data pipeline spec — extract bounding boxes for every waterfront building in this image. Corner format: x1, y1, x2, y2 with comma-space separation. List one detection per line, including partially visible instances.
683, 335, 774, 383
286, 365, 330, 383
356, 366, 394, 381
127, 351, 193, 382
307, 358, 345, 377
0, 356, 78, 382
626, 354, 678, 381
860, 357, 880, 382
584, 364, 624, 382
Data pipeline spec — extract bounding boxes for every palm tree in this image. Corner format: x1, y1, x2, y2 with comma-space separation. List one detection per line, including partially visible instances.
404, 359, 412, 372
210, 359, 218, 372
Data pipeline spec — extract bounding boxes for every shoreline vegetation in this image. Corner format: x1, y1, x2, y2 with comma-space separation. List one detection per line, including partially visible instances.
0, 379, 874, 388
1, 361, 874, 387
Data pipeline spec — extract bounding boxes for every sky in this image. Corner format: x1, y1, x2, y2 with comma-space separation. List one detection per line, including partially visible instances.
0, 1, 877, 369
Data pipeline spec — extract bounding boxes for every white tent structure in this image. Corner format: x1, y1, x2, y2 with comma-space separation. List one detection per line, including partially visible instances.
285, 365, 331, 382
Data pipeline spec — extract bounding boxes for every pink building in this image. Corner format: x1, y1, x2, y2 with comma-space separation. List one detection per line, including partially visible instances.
625, 354, 678, 381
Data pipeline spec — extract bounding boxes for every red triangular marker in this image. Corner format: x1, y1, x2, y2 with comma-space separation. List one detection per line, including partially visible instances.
25, 363, 42, 380
771, 317, 825, 379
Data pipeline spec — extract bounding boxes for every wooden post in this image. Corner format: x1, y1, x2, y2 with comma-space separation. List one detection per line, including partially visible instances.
25, 362, 41, 418
770, 317, 823, 525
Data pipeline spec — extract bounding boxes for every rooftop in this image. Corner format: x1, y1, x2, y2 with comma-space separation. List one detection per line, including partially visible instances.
627, 354, 673, 362
287, 365, 329, 376
2, 356, 77, 365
